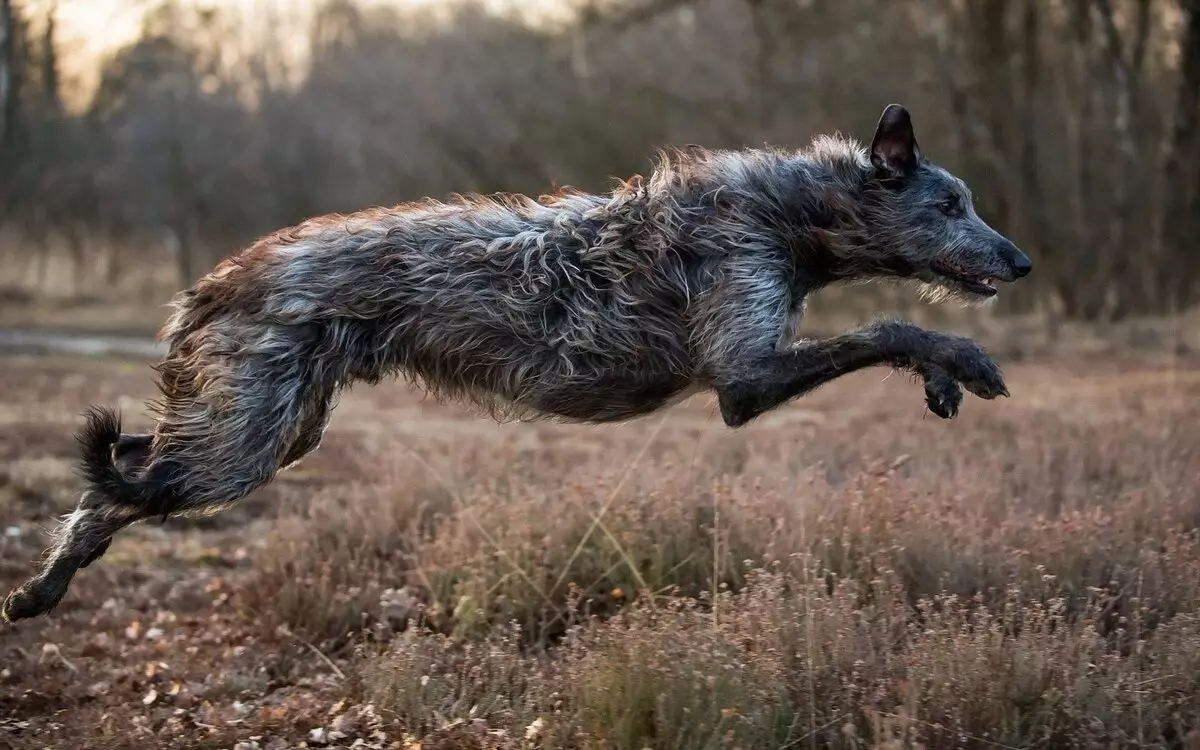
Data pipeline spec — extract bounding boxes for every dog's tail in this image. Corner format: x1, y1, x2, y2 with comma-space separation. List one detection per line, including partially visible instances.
75, 405, 177, 516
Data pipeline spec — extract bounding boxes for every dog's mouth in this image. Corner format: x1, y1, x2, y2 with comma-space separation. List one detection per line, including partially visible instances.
929, 259, 1002, 298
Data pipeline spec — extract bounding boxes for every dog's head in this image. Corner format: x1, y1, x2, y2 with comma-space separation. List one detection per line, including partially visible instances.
859, 103, 1031, 303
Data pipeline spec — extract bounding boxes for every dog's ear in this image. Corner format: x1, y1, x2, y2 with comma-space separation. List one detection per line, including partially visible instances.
870, 103, 922, 178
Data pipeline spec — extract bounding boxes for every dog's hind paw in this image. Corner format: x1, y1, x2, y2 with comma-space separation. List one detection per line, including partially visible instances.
2, 587, 40, 623
2, 580, 64, 623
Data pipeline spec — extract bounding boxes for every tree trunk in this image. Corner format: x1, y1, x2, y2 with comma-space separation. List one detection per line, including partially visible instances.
174, 222, 204, 290
969, 0, 1014, 234
1007, 0, 1041, 314
0, 0, 18, 162
746, 0, 773, 138
64, 226, 87, 296
1066, 0, 1108, 320
41, 2, 61, 117
1089, 0, 1151, 320
1159, 0, 1200, 311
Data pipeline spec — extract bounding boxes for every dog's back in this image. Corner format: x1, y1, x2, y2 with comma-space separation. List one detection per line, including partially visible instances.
163, 184, 707, 424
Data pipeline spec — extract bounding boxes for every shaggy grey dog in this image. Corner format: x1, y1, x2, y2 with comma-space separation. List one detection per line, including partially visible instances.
3, 103, 1031, 623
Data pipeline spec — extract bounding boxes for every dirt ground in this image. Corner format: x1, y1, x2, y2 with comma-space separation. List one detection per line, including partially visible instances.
2, 348, 1200, 749
0, 354, 366, 750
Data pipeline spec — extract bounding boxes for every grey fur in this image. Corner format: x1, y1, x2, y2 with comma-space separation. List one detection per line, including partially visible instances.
2, 104, 1031, 622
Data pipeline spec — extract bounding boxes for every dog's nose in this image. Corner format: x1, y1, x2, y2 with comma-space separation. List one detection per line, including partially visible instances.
1009, 250, 1032, 278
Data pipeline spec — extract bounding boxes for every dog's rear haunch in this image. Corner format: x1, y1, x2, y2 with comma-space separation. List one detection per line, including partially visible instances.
2, 104, 1031, 623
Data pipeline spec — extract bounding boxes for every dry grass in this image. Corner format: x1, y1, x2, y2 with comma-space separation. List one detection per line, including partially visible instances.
2, 346, 1198, 747
228, 353, 1200, 748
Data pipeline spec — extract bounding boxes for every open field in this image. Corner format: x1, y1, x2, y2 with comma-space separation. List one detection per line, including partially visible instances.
2, 347, 1200, 749
5, 0, 1200, 745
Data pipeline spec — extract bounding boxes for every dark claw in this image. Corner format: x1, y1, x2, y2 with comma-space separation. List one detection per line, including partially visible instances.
960, 363, 1008, 400
921, 366, 961, 419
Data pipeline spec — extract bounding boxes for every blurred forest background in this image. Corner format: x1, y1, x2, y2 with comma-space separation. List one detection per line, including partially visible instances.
0, 0, 1198, 326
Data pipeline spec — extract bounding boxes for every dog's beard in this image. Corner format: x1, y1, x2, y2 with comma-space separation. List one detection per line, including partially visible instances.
914, 278, 999, 307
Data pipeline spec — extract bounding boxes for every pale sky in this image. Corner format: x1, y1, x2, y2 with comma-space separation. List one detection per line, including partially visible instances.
50, 0, 570, 102
55, 0, 146, 59
53, 0, 566, 52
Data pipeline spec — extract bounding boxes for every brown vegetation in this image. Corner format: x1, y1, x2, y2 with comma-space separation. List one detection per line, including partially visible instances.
2, 349, 1199, 747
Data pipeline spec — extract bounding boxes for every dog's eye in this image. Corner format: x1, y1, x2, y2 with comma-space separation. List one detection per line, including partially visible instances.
937, 196, 961, 216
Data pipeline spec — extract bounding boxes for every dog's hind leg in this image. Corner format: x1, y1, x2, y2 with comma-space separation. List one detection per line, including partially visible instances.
79, 432, 155, 567
4, 326, 333, 622
1, 432, 156, 622
161, 345, 328, 516
87, 322, 330, 518
1, 500, 146, 622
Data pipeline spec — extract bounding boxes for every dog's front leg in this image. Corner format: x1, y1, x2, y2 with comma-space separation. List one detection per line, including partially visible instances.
714, 319, 1007, 427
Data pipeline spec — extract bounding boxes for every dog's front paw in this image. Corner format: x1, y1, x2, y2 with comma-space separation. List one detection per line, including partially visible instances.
921, 366, 962, 419
937, 339, 1009, 401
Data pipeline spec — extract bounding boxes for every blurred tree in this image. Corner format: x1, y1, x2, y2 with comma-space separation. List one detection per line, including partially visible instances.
0, 0, 1196, 320
0, 0, 26, 204
89, 2, 258, 286
0, 0, 15, 153
1160, 0, 1200, 311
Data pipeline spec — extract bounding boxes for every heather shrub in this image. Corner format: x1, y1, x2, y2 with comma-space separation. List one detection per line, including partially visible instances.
246, 361, 1200, 746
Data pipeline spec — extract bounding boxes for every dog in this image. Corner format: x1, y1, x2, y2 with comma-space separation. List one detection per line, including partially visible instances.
2, 103, 1031, 622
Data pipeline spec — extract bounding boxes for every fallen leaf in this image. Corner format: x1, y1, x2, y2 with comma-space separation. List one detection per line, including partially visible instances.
525, 717, 545, 741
